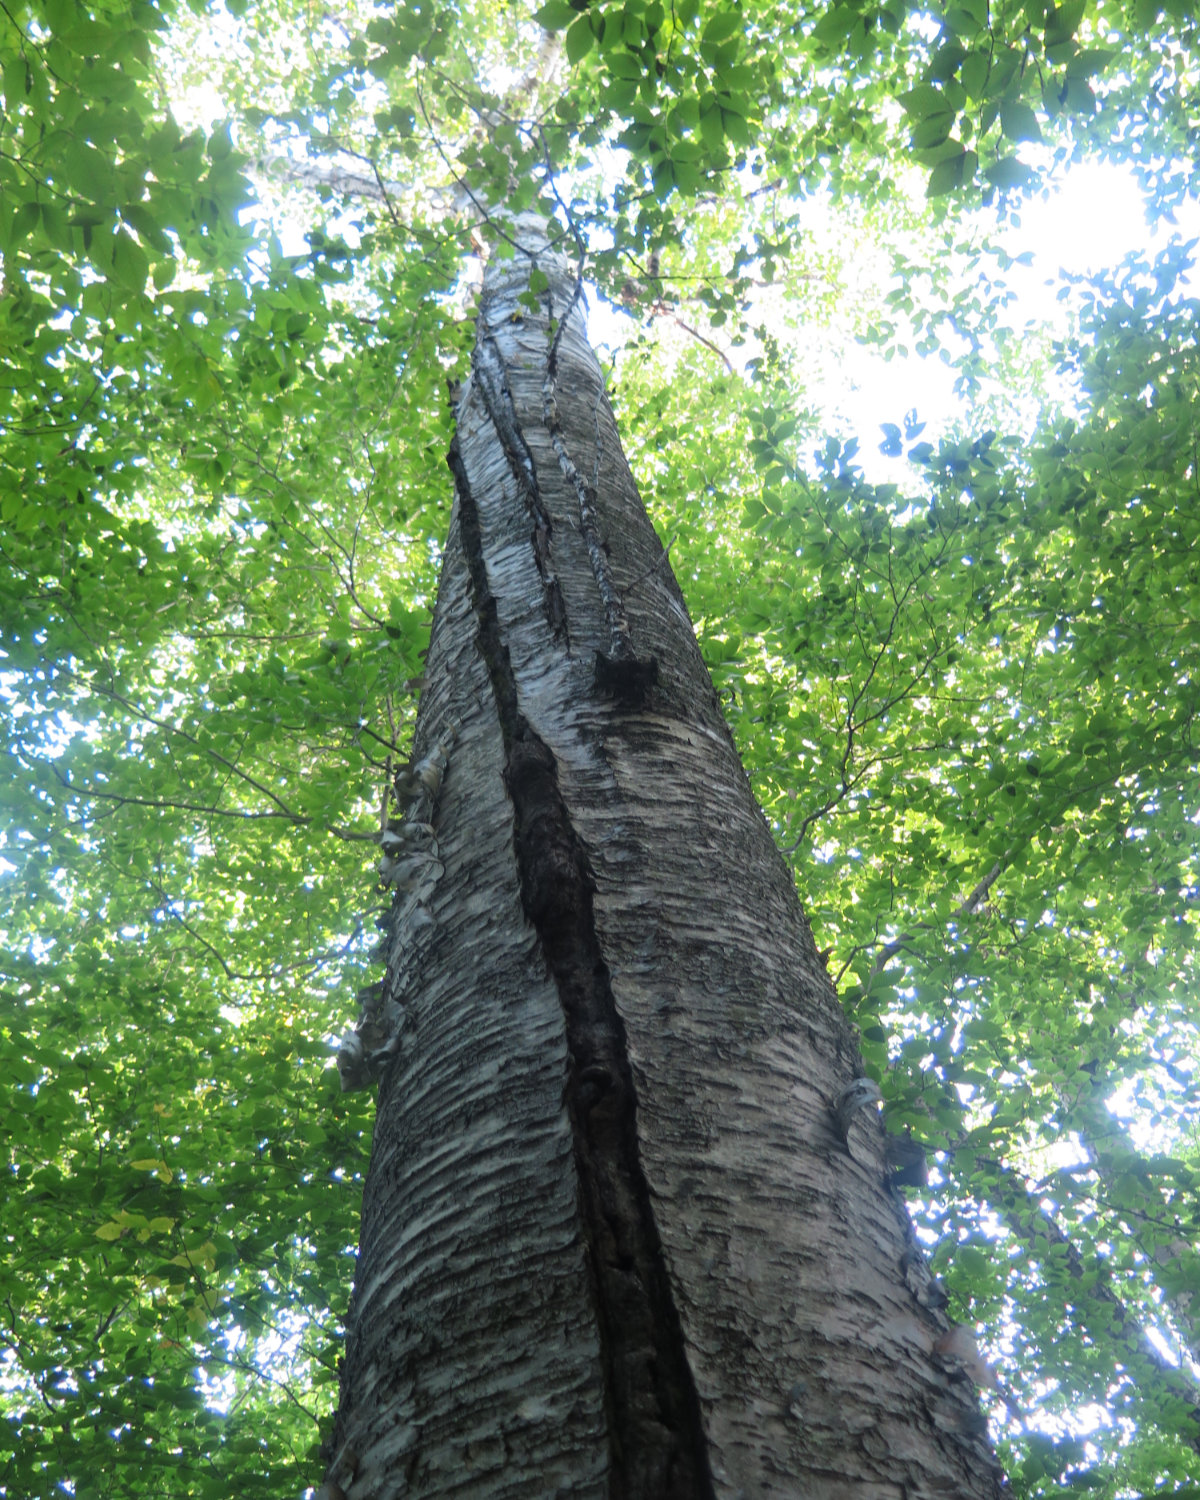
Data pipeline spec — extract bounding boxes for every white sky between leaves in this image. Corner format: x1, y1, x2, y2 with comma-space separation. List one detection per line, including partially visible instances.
169, 29, 1200, 486
840, 164, 1200, 482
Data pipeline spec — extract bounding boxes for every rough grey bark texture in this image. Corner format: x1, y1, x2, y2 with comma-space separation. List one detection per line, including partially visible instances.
324, 225, 1009, 1500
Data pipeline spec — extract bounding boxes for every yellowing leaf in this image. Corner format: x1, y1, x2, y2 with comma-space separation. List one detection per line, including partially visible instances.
131, 1157, 171, 1178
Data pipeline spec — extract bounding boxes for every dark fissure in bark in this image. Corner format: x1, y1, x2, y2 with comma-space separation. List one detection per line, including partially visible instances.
448, 436, 715, 1500
473, 335, 569, 644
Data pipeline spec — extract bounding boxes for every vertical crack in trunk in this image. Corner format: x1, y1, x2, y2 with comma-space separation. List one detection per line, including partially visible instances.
474, 334, 569, 644
448, 436, 716, 1500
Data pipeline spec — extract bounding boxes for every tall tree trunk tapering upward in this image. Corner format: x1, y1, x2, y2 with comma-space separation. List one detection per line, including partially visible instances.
323, 223, 1008, 1500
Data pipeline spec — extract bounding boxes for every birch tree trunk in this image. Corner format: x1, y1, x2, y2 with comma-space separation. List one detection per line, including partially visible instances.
323, 224, 1009, 1500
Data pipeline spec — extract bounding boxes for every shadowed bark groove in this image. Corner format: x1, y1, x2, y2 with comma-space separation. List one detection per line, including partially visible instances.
449, 434, 717, 1500
473, 334, 569, 643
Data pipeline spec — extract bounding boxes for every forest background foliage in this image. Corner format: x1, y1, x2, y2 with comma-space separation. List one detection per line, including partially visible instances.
1, 0, 1199, 1495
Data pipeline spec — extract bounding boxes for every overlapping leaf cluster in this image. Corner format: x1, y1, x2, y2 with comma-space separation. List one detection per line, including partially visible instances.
2, 0, 1199, 1495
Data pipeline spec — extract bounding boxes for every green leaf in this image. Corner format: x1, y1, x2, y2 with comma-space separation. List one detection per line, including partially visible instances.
721, 105, 753, 146
1044, 0, 1086, 46
925, 148, 976, 195
702, 8, 744, 45
10, 199, 41, 244
956, 1243, 989, 1277
120, 202, 173, 255
984, 155, 1037, 189
699, 96, 724, 153
565, 14, 594, 63
109, 227, 149, 289
533, 0, 578, 28
40, 202, 72, 250
811, 4, 860, 44
899, 84, 950, 118
960, 50, 989, 98
1066, 48, 1117, 78
999, 100, 1042, 142
608, 49, 644, 78
912, 112, 956, 149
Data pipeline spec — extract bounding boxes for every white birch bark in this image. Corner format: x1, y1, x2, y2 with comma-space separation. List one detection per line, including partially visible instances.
322, 223, 1008, 1500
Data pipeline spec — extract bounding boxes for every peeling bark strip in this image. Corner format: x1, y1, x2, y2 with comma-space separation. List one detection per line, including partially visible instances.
449, 438, 716, 1500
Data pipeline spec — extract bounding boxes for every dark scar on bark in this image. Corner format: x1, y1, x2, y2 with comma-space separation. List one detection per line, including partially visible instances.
593, 647, 659, 706
450, 436, 714, 1500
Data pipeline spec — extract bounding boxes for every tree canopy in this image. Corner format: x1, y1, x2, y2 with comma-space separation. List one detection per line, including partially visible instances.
2, 0, 1199, 1495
